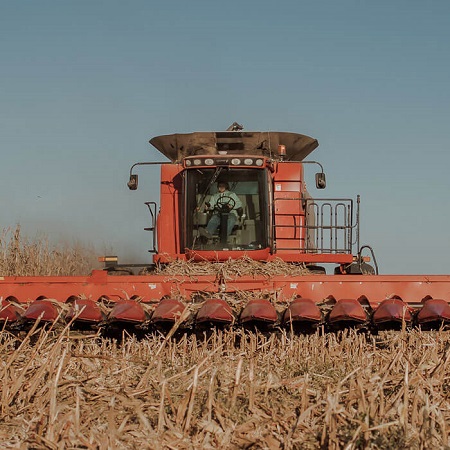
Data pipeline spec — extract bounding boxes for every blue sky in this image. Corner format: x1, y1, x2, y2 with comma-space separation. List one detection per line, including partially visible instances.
1, 1, 449, 274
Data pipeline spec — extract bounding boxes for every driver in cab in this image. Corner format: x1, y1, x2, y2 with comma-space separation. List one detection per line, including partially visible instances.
204, 181, 243, 237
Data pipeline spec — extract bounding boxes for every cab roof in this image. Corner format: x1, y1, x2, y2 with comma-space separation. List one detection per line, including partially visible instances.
149, 131, 318, 163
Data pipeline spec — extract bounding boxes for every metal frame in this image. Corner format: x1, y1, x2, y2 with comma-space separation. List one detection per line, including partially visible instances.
144, 201, 158, 254
272, 197, 357, 255
305, 198, 355, 254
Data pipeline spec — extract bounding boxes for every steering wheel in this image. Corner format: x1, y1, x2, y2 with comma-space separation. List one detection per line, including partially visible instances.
214, 195, 236, 213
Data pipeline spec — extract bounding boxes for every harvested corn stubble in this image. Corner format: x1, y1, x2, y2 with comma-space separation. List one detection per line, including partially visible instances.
1, 328, 450, 449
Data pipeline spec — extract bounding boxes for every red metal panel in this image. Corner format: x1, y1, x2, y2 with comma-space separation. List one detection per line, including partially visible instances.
274, 181, 302, 192
372, 298, 412, 324
2, 272, 450, 313
156, 164, 183, 258
151, 298, 185, 323
282, 297, 322, 324
275, 215, 303, 226
108, 300, 147, 323
274, 214, 305, 251
196, 298, 234, 324
272, 275, 450, 306
328, 299, 367, 323
273, 162, 306, 253
0, 301, 23, 322
240, 299, 277, 324
275, 239, 303, 251
273, 162, 304, 189
66, 299, 104, 323
274, 194, 302, 215
0, 271, 172, 304
23, 300, 60, 322
416, 299, 450, 324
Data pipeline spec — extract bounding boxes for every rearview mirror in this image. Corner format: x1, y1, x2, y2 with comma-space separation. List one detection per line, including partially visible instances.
127, 174, 138, 190
315, 172, 326, 189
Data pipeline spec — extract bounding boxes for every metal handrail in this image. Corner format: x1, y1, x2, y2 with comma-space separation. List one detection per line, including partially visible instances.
144, 201, 158, 254
273, 197, 356, 254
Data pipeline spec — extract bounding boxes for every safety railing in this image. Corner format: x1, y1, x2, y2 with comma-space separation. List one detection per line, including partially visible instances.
304, 198, 355, 254
273, 197, 356, 254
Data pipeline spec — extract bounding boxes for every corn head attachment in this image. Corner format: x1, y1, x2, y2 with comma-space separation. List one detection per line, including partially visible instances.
2, 270, 450, 333
3, 125, 450, 335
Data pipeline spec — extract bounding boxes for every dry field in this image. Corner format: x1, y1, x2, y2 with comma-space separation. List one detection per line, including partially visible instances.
1, 226, 450, 449
1, 328, 450, 449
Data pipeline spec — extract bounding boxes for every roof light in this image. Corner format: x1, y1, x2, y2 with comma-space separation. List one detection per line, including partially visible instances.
193, 159, 201, 166
204, 158, 214, 165
231, 158, 241, 165
278, 145, 286, 160
185, 159, 192, 166
244, 158, 253, 165
255, 159, 264, 166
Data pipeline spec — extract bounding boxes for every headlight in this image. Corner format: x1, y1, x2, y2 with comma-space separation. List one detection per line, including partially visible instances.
231, 158, 241, 165
204, 158, 214, 165
193, 159, 202, 166
255, 159, 264, 166
244, 158, 253, 165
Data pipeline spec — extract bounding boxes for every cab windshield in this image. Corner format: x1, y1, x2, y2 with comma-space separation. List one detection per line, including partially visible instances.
184, 168, 269, 251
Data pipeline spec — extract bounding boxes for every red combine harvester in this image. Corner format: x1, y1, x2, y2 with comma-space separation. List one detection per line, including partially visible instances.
1, 124, 450, 332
